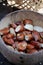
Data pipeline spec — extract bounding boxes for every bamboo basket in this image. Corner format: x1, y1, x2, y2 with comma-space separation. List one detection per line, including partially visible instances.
7, 0, 43, 12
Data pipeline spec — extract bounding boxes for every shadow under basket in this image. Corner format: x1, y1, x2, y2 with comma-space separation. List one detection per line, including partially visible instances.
0, 10, 43, 65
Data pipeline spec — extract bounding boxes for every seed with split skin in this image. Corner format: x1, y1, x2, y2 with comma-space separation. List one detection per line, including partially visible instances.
15, 25, 24, 32
34, 26, 43, 32
27, 44, 34, 50
17, 33, 24, 41
3, 36, 14, 45
10, 23, 17, 28
25, 34, 33, 41
23, 31, 31, 35
39, 32, 43, 38
24, 24, 33, 31
10, 28, 16, 36
32, 31, 41, 41
6, 33, 14, 39
23, 19, 33, 25
17, 41, 27, 51
0, 27, 9, 35
27, 49, 38, 54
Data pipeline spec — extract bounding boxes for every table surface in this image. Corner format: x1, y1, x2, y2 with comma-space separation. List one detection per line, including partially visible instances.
0, 3, 43, 65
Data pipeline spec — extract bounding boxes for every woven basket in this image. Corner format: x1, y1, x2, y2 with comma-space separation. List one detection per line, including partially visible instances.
7, 0, 43, 12
0, 10, 43, 65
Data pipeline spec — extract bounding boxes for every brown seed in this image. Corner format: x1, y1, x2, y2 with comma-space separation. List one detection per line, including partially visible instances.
10, 23, 17, 28
6, 33, 14, 39
3, 36, 14, 45
27, 49, 38, 54
31, 41, 43, 48
17, 41, 27, 51
23, 19, 33, 25
0, 27, 9, 35
27, 44, 34, 50
23, 31, 31, 35
15, 21, 22, 25
17, 33, 24, 41
30, 41, 40, 49
32, 31, 41, 41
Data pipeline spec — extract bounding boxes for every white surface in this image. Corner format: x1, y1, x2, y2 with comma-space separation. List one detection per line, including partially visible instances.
34, 26, 43, 32
24, 24, 33, 31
